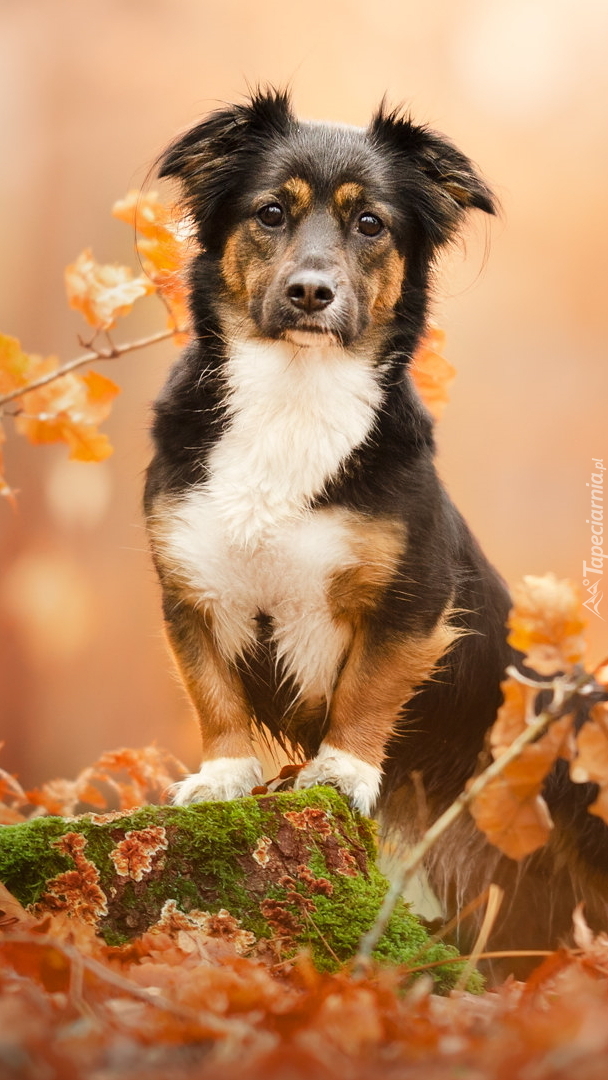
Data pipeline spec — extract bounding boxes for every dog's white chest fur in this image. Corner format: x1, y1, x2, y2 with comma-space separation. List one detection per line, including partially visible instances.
205, 338, 382, 542
163, 338, 383, 697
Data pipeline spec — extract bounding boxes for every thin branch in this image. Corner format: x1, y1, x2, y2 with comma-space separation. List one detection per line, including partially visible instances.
0, 326, 185, 409
402, 949, 557, 976
453, 883, 504, 992
353, 668, 593, 973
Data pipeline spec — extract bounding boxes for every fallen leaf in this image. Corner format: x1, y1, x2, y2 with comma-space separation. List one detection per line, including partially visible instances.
0, 883, 36, 930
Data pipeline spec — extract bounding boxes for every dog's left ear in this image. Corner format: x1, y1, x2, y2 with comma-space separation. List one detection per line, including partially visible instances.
158, 88, 293, 245
370, 106, 496, 250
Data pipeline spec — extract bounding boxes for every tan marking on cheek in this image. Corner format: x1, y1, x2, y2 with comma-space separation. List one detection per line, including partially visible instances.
222, 224, 278, 311
333, 182, 365, 215
282, 177, 313, 216
221, 228, 249, 301
371, 249, 406, 313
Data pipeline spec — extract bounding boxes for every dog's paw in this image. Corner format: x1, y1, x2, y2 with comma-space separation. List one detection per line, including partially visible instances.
171, 756, 264, 805
294, 744, 382, 817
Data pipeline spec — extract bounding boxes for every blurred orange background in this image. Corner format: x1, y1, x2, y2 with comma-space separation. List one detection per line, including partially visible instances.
1, 0, 607, 788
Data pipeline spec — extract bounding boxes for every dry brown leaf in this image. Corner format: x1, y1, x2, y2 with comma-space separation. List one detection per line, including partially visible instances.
469, 714, 573, 859
0, 883, 36, 930
490, 677, 533, 758
508, 572, 586, 675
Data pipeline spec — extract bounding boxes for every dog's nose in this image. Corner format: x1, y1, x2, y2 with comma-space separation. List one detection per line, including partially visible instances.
285, 271, 335, 313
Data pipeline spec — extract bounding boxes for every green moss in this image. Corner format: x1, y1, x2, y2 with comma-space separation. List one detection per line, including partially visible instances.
0, 816, 75, 907
0, 788, 481, 992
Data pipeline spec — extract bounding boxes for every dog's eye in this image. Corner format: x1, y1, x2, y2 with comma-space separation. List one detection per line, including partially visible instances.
257, 203, 285, 228
357, 212, 384, 237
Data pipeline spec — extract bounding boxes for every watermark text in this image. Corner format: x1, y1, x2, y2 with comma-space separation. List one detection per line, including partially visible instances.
582, 457, 605, 618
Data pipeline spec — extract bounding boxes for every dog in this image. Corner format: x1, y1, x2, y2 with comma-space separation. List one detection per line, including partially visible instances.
144, 89, 608, 967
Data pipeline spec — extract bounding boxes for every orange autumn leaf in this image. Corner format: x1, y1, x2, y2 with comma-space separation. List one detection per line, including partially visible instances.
15, 363, 120, 463
489, 677, 532, 759
0, 422, 17, 507
469, 714, 572, 860
571, 702, 608, 825
594, 656, 608, 689
507, 572, 586, 676
0, 333, 38, 395
410, 326, 456, 420
490, 677, 576, 763
113, 190, 192, 341
65, 248, 153, 330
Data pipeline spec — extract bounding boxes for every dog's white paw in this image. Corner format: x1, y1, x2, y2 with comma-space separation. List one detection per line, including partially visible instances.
294, 744, 382, 817
172, 756, 264, 805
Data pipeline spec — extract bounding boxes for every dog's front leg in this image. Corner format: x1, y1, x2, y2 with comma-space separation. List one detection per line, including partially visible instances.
162, 595, 262, 804
295, 615, 457, 815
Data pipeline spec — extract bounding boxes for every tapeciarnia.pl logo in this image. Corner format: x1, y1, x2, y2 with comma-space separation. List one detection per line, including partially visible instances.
582, 457, 605, 619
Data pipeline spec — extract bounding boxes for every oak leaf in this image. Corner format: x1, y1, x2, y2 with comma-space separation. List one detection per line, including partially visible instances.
508, 572, 586, 675
65, 248, 153, 330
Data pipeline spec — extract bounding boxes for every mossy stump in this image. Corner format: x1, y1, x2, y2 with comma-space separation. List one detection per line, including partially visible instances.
0, 786, 475, 992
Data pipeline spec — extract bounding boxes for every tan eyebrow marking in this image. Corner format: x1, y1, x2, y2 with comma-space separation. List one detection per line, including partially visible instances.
333, 181, 366, 214
282, 177, 313, 215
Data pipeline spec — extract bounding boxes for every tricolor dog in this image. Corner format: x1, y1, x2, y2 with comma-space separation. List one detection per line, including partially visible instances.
144, 90, 608, 962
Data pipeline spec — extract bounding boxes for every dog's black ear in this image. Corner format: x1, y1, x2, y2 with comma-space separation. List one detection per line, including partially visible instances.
369, 105, 496, 250
159, 88, 293, 240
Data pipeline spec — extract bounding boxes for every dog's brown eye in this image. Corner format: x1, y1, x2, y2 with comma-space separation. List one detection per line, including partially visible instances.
357, 212, 384, 237
257, 203, 284, 228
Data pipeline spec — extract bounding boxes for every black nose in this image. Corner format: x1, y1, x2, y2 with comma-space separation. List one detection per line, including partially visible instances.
285, 270, 335, 313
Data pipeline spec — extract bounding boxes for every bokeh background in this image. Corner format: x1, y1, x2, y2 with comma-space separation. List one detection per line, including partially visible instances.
1, 0, 607, 788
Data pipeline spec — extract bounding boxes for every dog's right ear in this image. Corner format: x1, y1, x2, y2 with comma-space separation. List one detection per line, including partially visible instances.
369, 104, 496, 255
159, 88, 293, 242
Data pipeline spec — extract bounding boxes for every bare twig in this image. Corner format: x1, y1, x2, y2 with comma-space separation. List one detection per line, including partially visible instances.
0, 326, 185, 410
353, 668, 593, 972
453, 883, 504, 991
402, 948, 557, 977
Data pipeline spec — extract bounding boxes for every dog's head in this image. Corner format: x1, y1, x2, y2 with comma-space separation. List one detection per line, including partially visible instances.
160, 89, 495, 349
